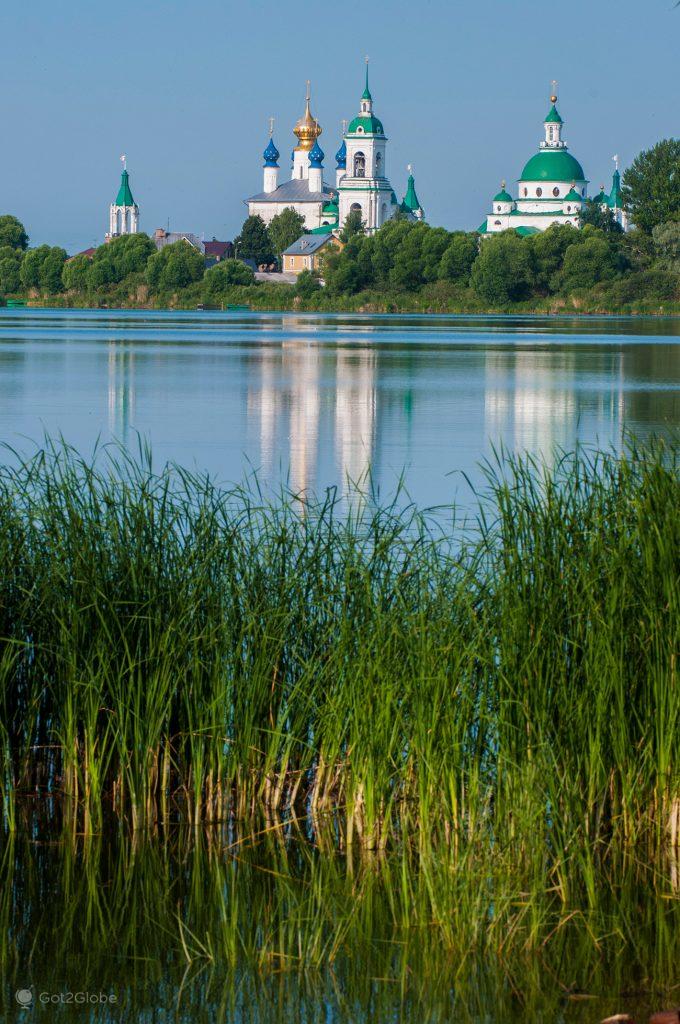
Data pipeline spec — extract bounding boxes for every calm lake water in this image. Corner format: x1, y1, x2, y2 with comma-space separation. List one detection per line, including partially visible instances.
0, 308, 679, 508
1, 308, 679, 1022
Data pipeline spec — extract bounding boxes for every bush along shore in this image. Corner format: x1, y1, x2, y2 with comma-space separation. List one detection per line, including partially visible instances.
0, 437, 678, 861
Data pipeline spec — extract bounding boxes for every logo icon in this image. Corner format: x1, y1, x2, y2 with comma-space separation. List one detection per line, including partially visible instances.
15, 988, 33, 1006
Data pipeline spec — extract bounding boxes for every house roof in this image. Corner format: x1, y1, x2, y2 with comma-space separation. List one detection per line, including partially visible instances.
154, 231, 205, 254
204, 240, 232, 258
247, 179, 336, 204
283, 233, 334, 256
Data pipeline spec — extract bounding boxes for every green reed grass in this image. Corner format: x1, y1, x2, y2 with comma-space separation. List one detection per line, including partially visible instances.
0, 436, 678, 882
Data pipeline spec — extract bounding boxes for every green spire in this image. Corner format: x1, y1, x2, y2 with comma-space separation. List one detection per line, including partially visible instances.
362, 59, 372, 101
544, 104, 563, 124
115, 169, 135, 207
608, 167, 622, 209
402, 172, 422, 214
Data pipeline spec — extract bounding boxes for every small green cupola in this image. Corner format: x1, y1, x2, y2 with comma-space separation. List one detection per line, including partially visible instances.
563, 185, 583, 203
544, 104, 563, 125
115, 168, 136, 207
493, 180, 513, 203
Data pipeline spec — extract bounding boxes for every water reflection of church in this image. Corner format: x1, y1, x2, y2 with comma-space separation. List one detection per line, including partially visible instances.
247, 341, 379, 496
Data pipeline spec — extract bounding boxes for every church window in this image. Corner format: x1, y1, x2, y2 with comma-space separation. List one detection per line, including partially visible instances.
354, 152, 366, 177
376, 152, 382, 173
116, 210, 122, 234
553, 187, 560, 197
523, 187, 528, 197
567, 206, 571, 212
581, 188, 585, 196
536, 187, 543, 197
494, 220, 501, 225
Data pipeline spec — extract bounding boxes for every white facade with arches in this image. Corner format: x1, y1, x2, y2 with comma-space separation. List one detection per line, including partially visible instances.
106, 166, 139, 241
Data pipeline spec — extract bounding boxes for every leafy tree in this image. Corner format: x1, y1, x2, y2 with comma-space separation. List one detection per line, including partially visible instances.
0, 246, 23, 294
202, 259, 254, 300
558, 234, 622, 291
146, 240, 205, 292
438, 232, 478, 284
20, 245, 60, 290
470, 232, 536, 303
294, 269, 322, 299
89, 233, 155, 285
0, 215, 29, 251
87, 257, 116, 289
62, 254, 91, 291
268, 208, 305, 259
323, 247, 365, 294
39, 248, 67, 293
339, 208, 365, 243
235, 215, 274, 265
389, 226, 426, 291
652, 220, 680, 271
420, 227, 450, 283
529, 223, 580, 292
578, 199, 623, 234
622, 139, 680, 233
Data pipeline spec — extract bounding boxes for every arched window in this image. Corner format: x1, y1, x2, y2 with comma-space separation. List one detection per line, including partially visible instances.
552, 187, 560, 197
523, 187, 528, 197
494, 220, 501, 226
536, 187, 543, 197
124, 209, 131, 233
353, 152, 366, 177
375, 152, 382, 174
116, 210, 122, 234
381, 202, 387, 219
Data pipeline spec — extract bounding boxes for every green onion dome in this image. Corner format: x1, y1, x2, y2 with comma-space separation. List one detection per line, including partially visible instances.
347, 114, 384, 135
519, 150, 586, 183
563, 186, 583, 202
544, 104, 563, 124
493, 180, 513, 203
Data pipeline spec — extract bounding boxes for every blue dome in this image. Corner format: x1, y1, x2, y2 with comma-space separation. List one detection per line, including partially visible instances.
263, 137, 280, 167
309, 140, 325, 168
335, 140, 347, 169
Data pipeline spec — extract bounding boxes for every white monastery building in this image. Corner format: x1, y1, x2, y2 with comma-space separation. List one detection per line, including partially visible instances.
106, 157, 139, 241
246, 64, 424, 235
479, 87, 627, 236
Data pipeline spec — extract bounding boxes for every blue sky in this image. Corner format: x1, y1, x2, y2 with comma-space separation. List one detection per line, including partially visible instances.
1, 0, 677, 252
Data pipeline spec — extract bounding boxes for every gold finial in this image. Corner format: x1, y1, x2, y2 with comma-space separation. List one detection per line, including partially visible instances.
550, 79, 558, 103
294, 80, 322, 151
501, 179, 506, 189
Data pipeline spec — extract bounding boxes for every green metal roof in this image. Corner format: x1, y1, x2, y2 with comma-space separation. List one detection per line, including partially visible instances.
519, 149, 586, 183
608, 168, 622, 209
115, 169, 135, 207
347, 114, 384, 135
322, 199, 339, 214
493, 189, 513, 203
402, 173, 422, 213
310, 224, 335, 234
563, 187, 582, 202
515, 226, 540, 236
477, 219, 488, 233
544, 104, 563, 124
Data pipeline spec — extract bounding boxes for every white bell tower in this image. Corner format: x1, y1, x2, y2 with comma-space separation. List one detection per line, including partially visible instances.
107, 156, 139, 241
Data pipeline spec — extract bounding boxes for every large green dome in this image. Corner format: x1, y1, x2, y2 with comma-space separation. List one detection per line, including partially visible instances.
519, 149, 586, 183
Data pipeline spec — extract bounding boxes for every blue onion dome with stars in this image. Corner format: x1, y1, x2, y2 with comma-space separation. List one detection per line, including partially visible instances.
263, 136, 280, 167
309, 139, 324, 168
335, 140, 347, 169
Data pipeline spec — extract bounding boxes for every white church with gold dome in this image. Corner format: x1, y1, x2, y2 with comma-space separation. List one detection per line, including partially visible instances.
246, 65, 424, 234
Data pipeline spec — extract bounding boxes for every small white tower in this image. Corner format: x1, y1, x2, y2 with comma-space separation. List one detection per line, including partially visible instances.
308, 140, 324, 193
263, 119, 280, 194
107, 156, 139, 240
540, 82, 566, 150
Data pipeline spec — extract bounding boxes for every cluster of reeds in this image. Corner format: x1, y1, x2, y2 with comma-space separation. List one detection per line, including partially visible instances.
0, 437, 678, 877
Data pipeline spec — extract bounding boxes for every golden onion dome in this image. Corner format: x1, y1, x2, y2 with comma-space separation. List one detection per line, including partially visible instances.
294, 82, 322, 151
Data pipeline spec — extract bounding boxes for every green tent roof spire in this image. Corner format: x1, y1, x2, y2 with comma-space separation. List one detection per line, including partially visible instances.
115, 168, 135, 207
402, 169, 422, 215
362, 57, 372, 101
